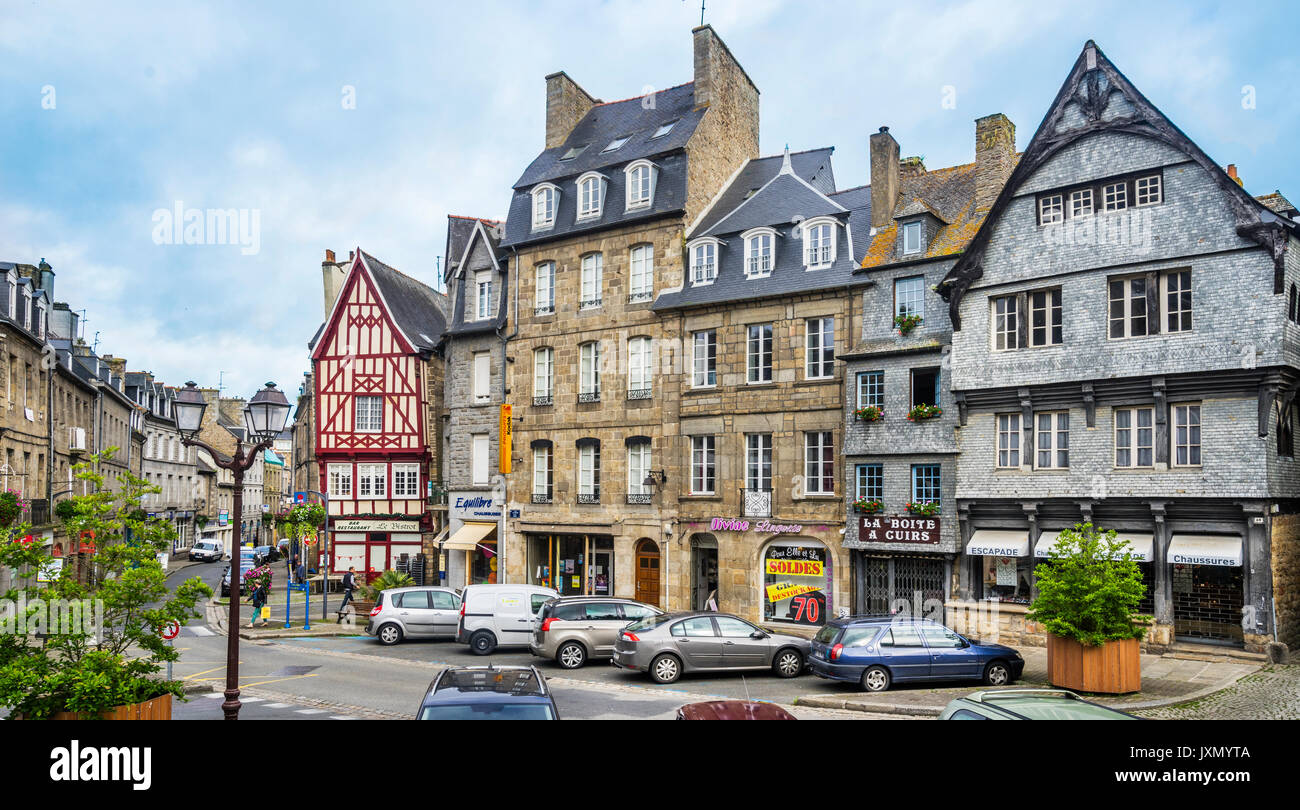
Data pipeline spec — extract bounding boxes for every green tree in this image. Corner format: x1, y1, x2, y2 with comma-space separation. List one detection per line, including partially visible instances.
0, 450, 212, 719
1026, 522, 1149, 646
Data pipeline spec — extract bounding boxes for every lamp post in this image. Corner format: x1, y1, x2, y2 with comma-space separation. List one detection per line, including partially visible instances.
173, 381, 290, 721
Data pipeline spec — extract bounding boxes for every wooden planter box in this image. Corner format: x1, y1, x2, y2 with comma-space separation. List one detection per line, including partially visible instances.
50, 693, 173, 721
1046, 635, 1140, 694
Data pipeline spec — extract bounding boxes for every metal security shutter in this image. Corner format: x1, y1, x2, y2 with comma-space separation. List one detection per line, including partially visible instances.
856, 555, 945, 616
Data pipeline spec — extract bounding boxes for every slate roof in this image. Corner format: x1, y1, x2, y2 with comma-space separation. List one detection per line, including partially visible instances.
500, 82, 704, 249
1256, 191, 1298, 219
654, 149, 872, 312
357, 250, 449, 353
443, 216, 508, 337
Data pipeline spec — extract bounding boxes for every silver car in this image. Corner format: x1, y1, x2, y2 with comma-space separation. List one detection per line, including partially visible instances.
530, 596, 663, 669
611, 611, 810, 684
365, 585, 462, 645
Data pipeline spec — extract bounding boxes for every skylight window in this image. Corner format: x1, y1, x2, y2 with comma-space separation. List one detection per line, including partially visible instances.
560, 144, 588, 161
602, 136, 630, 153
650, 120, 677, 139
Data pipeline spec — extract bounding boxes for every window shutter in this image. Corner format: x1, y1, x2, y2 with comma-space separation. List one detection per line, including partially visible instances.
474, 353, 490, 399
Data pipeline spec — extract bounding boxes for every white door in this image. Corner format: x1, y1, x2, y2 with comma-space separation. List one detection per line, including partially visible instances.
496, 592, 532, 645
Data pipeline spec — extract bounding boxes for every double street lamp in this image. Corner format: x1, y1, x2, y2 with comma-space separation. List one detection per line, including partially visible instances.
173, 381, 290, 721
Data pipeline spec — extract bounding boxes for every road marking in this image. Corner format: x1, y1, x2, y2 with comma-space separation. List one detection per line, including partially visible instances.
239, 673, 322, 689
202, 693, 224, 699
329, 716, 357, 720
295, 709, 327, 715
265, 703, 291, 709
182, 664, 237, 681
188, 626, 216, 637
241, 697, 265, 703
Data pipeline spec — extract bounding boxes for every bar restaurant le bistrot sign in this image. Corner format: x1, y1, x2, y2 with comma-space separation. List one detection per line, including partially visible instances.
858, 515, 940, 545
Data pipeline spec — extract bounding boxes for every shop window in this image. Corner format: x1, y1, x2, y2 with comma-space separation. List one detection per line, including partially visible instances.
982, 555, 1033, 604
762, 541, 829, 626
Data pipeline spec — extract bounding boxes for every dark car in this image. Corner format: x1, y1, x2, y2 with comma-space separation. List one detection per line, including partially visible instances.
416, 665, 559, 721
676, 700, 797, 720
220, 566, 231, 598
808, 616, 1024, 693
252, 545, 281, 567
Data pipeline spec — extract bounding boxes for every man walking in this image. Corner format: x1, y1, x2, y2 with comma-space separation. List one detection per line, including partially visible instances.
339, 566, 359, 617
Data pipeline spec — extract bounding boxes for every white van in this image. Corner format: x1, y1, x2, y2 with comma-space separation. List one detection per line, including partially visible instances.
456, 584, 558, 655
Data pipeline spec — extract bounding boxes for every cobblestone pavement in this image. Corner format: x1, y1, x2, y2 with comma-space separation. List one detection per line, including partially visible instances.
1136, 663, 1300, 719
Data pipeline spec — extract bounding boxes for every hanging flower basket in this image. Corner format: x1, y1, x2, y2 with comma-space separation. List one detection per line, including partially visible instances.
853, 499, 884, 515
904, 501, 940, 516
854, 405, 884, 422
906, 404, 943, 421
894, 314, 923, 336
0, 491, 19, 527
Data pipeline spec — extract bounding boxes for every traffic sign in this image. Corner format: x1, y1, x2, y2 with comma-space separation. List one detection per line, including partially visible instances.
160, 620, 181, 640
294, 492, 308, 504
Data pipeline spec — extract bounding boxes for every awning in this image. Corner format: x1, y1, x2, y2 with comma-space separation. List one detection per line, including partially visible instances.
967, 530, 1030, 558
1034, 531, 1154, 562
443, 522, 497, 552
1168, 535, 1242, 567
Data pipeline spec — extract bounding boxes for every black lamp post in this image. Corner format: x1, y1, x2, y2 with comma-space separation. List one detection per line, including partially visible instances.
173, 381, 290, 720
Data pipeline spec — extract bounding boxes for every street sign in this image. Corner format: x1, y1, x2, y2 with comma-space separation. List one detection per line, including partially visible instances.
294, 492, 308, 504
160, 620, 181, 640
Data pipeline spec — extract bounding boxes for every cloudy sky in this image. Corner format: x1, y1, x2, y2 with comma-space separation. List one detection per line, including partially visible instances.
1, 0, 1296, 398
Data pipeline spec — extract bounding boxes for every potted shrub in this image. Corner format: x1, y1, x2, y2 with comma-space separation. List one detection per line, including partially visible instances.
1027, 522, 1147, 694
894, 313, 923, 336
347, 569, 413, 618
906, 403, 942, 421
904, 501, 939, 516
0, 451, 211, 720
854, 405, 884, 422
852, 499, 884, 515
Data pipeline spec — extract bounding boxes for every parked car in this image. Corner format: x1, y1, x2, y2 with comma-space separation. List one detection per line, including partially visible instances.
252, 545, 282, 567
365, 585, 463, 645
808, 616, 1024, 693
611, 611, 809, 684
457, 584, 558, 655
189, 541, 223, 563
531, 596, 663, 669
415, 665, 559, 720
220, 565, 231, 598
676, 700, 797, 720
939, 689, 1139, 720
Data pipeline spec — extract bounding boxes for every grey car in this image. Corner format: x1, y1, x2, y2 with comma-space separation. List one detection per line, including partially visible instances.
530, 596, 663, 669
611, 611, 810, 684
365, 585, 462, 645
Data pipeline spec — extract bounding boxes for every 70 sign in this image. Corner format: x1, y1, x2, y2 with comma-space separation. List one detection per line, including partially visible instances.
788, 591, 826, 625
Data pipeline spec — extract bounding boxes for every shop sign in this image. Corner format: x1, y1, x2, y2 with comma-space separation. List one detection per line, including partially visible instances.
333, 519, 420, 532
710, 517, 803, 535
763, 545, 829, 626
858, 516, 939, 544
765, 581, 820, 603
765, 558, 824, 577
452, 495, 502, 521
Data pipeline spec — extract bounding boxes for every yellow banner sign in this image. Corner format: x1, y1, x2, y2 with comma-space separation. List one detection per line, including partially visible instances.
766, 582, 821, 604
764, 558, 824, 577
499, 404, 513, 474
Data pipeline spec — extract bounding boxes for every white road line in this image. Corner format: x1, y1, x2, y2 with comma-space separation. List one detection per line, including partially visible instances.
202, 693, 224, 699
295, 709, 327, 714
241, 697, 265, 703
265, 703, 291, 709
188, 626, 216, 637
329, 716, 357, 720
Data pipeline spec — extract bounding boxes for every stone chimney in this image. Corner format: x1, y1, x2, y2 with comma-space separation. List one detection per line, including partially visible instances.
870, 126, 901, 229
322, 248, 347, 318
692, 25, 759, 112
975, 113, 1016, 212
900, 156, 926, 178
218, 397, 247, 428
544, 71, 598, 150
102, 355, 127, 378
37, 259, 54, 300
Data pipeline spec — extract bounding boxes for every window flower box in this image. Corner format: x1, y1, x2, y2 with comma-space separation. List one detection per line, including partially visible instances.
854, 406, 884, 422
906, 404, 943, 421
904, 501, 939, 516
852, 499, 884, 515
894, 313, 923, 336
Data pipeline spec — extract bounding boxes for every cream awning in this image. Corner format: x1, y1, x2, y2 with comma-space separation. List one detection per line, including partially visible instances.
1168, 535, 1242, 567
1034, 531, 1154, 562
443, 522, 497, 552
966, 530, 1030, 558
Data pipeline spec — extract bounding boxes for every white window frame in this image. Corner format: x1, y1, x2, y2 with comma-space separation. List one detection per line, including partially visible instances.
354, 395, 382, 433
392, 463, 420, 498
1172, 402, 1202, 467
532, 445, 552, 499
894, 276, 924, 320
902, 221, 923, 254
1163, 269, 1192, 333
1069, 188, 1093, 218
745, 433, 772, 492
579, 341, 601, 397
805, 317, 834, 380
535, 262, 555, 315
533, 347, 553, 399
803, 431, 835, 494
629, 244, 653, 300
747, 323, 773, 384
688, 239, 719, 286
1108, 275, 1149, 339
742, 227, 775, 278
532, 183, 559, 230
1039, 194, 1064, 225
803, 218, 837, 269
580, 253, 603, 309
578, 443, 600, 498
991, 295, 1019, 351
692, 330, 716, 389
576, 172, 606, 221
996, 413, 1021, 468
690, 436, 716, 495
1028, 288, 1063, 347
474, 270, 492, 320
1103, 181, 1128, 212
472, 351, 491, 404
1114, 406, 1155, 468
1135, 175, 1162, 207
627, 442, 651, 496
1034, 411, 1070, 470
625, 160, 657, 211
627, 337, 652, 394
357, 463, 387, 498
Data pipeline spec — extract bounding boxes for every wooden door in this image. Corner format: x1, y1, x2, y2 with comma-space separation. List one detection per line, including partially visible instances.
635, 539, 661, 607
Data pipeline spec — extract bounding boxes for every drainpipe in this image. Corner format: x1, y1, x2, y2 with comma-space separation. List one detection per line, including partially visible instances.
500, 248, 521, 584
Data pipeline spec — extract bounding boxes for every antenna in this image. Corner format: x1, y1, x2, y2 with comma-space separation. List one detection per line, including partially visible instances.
700, 0, 706, 25
218, 371, 228, 396
92, 331, 100, 352
75, 309, 87, 342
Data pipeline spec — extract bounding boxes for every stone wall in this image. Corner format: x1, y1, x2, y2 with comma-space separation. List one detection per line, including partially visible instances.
685, 25, 759, 230
1271, 512, 1300, 650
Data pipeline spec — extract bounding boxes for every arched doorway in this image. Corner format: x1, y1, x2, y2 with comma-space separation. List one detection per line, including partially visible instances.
634, 538, 661, 606
690, 534, 718, 610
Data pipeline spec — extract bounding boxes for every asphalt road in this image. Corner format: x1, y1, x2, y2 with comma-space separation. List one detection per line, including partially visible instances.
166, 561, 895, 721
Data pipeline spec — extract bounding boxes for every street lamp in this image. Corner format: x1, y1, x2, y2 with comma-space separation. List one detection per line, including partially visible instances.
173, 381, 290, 721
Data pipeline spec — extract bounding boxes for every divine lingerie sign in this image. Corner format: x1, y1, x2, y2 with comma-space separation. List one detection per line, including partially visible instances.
710, 517, 803, 536
858, 516, 940, 544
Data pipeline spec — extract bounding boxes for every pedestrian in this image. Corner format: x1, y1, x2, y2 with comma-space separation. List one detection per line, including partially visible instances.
294, 557, 306, 585
248, 579, 269, 628
339, 566, 358, 615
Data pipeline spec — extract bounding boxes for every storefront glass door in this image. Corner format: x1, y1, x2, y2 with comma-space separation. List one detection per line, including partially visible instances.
1173, 564, 1244, 644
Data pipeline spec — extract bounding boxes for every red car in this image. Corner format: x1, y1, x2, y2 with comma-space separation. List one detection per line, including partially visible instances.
675, 700, 797, 720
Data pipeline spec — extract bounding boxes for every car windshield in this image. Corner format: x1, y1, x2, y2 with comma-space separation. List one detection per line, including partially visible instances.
983, 694, 1136, 720
624, 613, 676, 633
418, 703, 555, 720
813, 624, 841, 644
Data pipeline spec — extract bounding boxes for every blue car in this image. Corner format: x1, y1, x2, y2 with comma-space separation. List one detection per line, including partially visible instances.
808, 616, 1024, 693
415, 665, 560, 720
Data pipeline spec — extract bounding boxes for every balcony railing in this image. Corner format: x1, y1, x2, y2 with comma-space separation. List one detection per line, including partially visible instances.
579, 297, 602, 310
534, 304, 555, 316
741, 488, 772, 518
577, 492, 600, 504
626, 493, 652, 505
533, 395, 553, 407
627, 388, 652, 401
578, 391, 600, 404
531, 493, 552, 505
627, 291, 652, 304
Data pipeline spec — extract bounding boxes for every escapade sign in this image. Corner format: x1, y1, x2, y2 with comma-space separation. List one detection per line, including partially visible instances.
858, 515, 940, 544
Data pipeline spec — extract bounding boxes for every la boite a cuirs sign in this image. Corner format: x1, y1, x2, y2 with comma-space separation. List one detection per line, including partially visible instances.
858, 515, 939, 544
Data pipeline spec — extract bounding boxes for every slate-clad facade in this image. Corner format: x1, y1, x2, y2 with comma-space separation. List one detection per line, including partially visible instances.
501, 25, 759, 606
937, 41, 1300, 652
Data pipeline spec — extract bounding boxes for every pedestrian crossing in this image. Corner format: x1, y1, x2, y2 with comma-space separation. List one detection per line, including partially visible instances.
187, 692, 363, 720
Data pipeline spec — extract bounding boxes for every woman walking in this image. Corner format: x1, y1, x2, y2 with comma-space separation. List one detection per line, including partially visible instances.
248, 576, 270, 628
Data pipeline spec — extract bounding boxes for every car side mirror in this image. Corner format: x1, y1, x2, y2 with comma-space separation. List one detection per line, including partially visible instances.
750, 631, 767, 640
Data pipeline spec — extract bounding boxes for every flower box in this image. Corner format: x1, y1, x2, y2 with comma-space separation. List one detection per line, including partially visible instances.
904, 501, 940, 516
854, 406, 884, 422
906, 404, 942, 421
852, 500, 884, 515
894, 314, 923, 336
49, 693, 173, 721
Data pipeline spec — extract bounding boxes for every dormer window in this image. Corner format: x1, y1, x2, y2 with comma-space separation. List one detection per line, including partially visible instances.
743, 228, 775, 278
902, 221, 923, 255
577, 172, 606, 221
625, 160, 657, 211
651, 120, 677, 139
689, 239, 718, 286
803, 219, 836, 270
20, 288, 31, 329
532, 183, 559, 230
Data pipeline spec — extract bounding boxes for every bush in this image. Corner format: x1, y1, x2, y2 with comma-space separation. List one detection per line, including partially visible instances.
363, 569, 413, 601
0, 491, 18, 527
1026, 522, 1149, 646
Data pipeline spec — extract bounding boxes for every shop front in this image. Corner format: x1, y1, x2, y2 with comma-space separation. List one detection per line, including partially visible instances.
524, 532, 615, 596
444, 491, 503, 589
847, 515, 951, 617
329, 518, 423, 583
1168, 534, 1244, 644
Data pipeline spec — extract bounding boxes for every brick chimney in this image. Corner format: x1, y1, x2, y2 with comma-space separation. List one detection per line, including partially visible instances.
975, 113, 1016, 212
692, 25, 759, 112
870, 126, 900, 229
545, 71, 598, 150
1227, 164, 1243, 187
322, 248, 347, 319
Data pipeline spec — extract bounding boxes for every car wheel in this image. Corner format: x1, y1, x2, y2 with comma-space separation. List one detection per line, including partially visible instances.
377, 623, 403, 646
556, 641, 587, 669
983, 660, 1011, 686
469, 631, 497, 656
860, 665, 891, 693
650, 653, 682, 684
772, 648, 804, 678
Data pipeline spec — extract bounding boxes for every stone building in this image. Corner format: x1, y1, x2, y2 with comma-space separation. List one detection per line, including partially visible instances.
0, 261, 53, 540
499, 25, 759, 604
291, 372, 317, 497
653, 146, 871, 626
125, 374, 200, 552
937, 41, 1300, 652
840, 115, 1016, 615
439, 215, 509, 588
